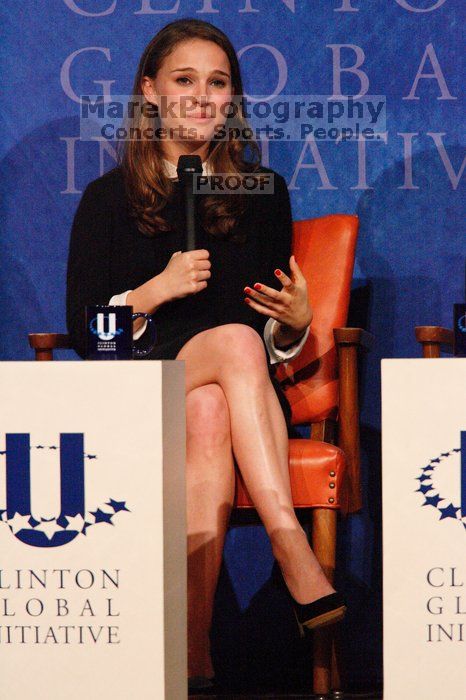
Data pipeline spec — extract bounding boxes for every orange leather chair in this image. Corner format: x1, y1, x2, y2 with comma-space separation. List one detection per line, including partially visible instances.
233, 215, 371, 698
29, 214, 371, 699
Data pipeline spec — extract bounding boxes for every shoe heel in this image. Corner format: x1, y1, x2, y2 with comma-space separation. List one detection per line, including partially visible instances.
291, 606, 305, 638
271, 561, 346, 635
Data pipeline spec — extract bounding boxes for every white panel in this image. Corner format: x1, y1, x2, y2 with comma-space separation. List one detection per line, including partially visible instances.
0, 361, 186, 700
382, 359, 466, 700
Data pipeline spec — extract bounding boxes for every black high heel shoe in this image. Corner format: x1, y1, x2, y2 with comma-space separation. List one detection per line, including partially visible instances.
271, 561, 347, 636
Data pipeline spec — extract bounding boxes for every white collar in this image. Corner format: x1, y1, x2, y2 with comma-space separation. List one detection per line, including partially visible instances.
162, 157, 213, 179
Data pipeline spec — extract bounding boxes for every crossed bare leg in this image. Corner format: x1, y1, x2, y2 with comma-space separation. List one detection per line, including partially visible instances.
178, 323, 335, 678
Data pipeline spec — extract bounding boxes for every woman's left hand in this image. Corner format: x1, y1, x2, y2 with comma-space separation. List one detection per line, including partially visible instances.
243, 255, 312, 332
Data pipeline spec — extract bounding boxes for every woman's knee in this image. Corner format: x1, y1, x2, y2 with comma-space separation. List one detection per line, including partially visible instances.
213, 324, 268, 376
186, 384, 231, 448
178, 324, 270, 395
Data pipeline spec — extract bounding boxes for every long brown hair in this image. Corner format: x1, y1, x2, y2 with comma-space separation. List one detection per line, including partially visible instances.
117, 18, 265, 242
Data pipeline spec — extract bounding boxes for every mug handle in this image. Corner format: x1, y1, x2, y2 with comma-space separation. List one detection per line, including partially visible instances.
131, 313, 157, 358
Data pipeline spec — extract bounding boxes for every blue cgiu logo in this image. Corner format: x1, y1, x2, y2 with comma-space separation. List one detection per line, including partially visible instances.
89, 312, 123, 341
457, 314, 466, 334
415, 431, 466, 532
0, 433, 130, 548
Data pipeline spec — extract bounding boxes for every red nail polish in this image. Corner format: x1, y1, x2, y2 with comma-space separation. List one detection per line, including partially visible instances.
274, 269, 281, 276
244, 298, 250, 304
254, 283, 262, 290
244, 287, 251, 293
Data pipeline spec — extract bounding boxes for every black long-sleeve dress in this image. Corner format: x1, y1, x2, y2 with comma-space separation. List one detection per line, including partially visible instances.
66, 165, 299, 436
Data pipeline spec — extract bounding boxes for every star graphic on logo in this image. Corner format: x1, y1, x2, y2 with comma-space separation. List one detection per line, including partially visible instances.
416, 483, 434, 495
107, 499, 130, 513
91, 508, 114, 525
36, 518, 64, 540
8, 512, 35, 534
81, 520, 93, 536
422, 494, 444, 508
65, 514, 85, 533
438, 503, 460, 520
416, 445, 464, 534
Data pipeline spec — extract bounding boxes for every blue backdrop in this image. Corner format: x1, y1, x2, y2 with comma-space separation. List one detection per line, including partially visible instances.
1, 0, 464, 691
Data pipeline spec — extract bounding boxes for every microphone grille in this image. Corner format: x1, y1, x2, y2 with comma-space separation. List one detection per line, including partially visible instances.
176, 155, 203, 178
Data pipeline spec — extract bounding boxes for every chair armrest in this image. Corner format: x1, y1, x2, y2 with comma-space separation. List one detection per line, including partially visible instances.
333, 327, 374, 351
28, 333, 70, 361
415, 326, 454, 358
332, 327, 373, 514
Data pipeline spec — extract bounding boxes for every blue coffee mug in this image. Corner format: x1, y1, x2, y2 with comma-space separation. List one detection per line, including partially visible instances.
85, 305, 157, 360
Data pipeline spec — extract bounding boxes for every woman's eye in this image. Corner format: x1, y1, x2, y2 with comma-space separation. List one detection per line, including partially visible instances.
175, 77, 227, 87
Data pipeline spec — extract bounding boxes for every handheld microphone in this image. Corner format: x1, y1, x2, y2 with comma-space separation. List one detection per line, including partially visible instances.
176, 155, 203, 251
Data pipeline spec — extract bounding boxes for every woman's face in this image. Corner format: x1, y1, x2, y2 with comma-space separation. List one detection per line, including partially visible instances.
142, 39, 234, 151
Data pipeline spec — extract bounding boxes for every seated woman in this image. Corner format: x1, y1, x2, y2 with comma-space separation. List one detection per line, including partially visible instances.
66, 17, 346, 689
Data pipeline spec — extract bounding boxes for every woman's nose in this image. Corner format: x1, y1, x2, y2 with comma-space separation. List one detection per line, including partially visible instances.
193, 80, 213, 99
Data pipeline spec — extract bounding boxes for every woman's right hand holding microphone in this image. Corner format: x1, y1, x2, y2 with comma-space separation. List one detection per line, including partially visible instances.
127, 249, 211, 333
159, 249, 211, 302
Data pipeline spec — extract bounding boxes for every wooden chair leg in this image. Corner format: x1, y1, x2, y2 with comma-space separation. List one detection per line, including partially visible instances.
311, 508, 337, 698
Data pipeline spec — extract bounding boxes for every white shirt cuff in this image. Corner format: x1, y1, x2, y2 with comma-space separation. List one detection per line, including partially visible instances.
108, 290, 148, 340
263, 317, 310, 365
